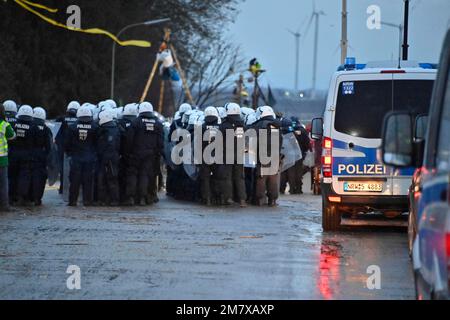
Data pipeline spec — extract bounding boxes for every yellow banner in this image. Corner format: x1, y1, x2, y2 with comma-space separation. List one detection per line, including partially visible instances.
14, 0, 151, 47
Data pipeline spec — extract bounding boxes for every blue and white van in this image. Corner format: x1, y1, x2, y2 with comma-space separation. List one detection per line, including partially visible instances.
312, 59, 437, 231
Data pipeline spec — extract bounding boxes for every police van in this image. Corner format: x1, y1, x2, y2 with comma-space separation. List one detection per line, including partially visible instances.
311, 58, 437, 231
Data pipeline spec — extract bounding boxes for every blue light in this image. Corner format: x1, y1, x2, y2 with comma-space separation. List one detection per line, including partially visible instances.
345, 57, 356, 66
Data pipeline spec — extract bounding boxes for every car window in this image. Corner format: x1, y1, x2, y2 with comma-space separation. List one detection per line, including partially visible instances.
334, 80, 434, 139
435, 68, 450, 172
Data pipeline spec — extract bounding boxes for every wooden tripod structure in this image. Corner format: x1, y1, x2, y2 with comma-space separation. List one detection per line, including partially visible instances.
140, 28, 194, 113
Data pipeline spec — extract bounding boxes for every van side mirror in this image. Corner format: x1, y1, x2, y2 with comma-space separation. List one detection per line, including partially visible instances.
311, 118, 323, 140
414, 114, 428, 141
381, 112, 414, 167
413, 114, 428, 167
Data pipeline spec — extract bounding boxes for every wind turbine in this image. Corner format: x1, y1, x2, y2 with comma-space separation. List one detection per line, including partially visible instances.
287, 16, 307, 92
304, 1, 325, 98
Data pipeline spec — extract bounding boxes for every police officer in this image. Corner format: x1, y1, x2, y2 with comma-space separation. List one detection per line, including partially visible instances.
218, 103, 247, 207
97, 109, 121, 206
65, 105, 98, 206
3, 100, 18, 126
3, 100, 18, 203
125, 102, 164, 206
0, 103, 16, 211
253, 106, 283, 207
291, 121, 311, 194
244, 112, 258, 204
117, 103, 138, 203
199, 107, 220, 205
31, 107, 52, 206
9, 105, 37, 206
55, 101, 80, 194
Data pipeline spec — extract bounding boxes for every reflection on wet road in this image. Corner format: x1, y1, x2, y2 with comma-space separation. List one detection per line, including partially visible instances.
0, 189, 414, 300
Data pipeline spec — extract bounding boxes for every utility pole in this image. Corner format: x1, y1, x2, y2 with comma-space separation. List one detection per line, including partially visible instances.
340, 0, 348, 65
312, 12, 320, 98
402, 0, 410, 60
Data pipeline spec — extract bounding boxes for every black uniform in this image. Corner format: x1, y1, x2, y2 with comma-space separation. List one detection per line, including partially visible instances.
253, 116, 283, 206
244, 120, 257, 203
31, 118, 52, 205
97, 120, 121, 205
65, 118, 98, 206
125, 112, 164, 205
55, 110, 78, 194
199, 116, 220, 205
217, 115, 247, 205
117, 115, 136, 203
279, 118, 293, 194
166, 117, 184, 198
9, 115, 37, 205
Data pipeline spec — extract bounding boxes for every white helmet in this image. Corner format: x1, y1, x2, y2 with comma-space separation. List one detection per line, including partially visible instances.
217, 107, 227, 119
105, 99, 117, 109
240, 107, 253, 117
189, 111, 203, 126
116, 106, 124, 119
17, 105, 34, 118
67, 101, 80, 112
204, 106, 219, 119
174, 111, 181, 121
182, 109, 193, 124
98, 101, 112, 112
259, 105, 275, 119
77, 106, 93, 118
245, 113, 258, 126
255, 106, 264, 119
33, 107, 46, 120
123, 103, 138, 117
3, 100, 17, 113
99, 109, 115, 126
225, 102, 240, 116
139, 102, 154, 114
179, 103, 192, 114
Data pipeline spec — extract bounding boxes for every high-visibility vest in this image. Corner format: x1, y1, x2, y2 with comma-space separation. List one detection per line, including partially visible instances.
0, 120, 9, 157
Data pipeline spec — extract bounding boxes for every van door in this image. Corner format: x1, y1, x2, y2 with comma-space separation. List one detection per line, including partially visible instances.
331, 73, 394, 197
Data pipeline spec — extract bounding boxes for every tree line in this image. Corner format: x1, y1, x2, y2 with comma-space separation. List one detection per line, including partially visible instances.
0, 0, 242, 117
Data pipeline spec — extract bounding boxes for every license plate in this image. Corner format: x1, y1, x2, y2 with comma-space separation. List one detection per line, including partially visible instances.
343, 181, 383, 192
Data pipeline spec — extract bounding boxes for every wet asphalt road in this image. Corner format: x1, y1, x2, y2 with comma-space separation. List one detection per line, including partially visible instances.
0, 185, 414, 300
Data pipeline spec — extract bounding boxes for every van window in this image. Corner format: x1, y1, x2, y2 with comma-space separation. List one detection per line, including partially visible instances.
435, 70, 450, 172
334, 80, 434, 139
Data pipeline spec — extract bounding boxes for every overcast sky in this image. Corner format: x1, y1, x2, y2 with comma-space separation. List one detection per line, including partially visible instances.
228, 0, 450, 90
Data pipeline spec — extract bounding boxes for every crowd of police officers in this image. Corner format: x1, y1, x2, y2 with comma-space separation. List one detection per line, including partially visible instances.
1, 98, 310, 208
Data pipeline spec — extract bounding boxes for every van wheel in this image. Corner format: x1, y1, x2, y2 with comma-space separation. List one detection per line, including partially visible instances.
322, 198, 341, 231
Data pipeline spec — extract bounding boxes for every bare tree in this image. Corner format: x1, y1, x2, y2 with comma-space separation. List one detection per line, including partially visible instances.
178, 38, 245, 107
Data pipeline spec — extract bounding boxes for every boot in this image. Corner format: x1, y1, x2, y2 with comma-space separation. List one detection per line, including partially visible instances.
268, 199, 278, 207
